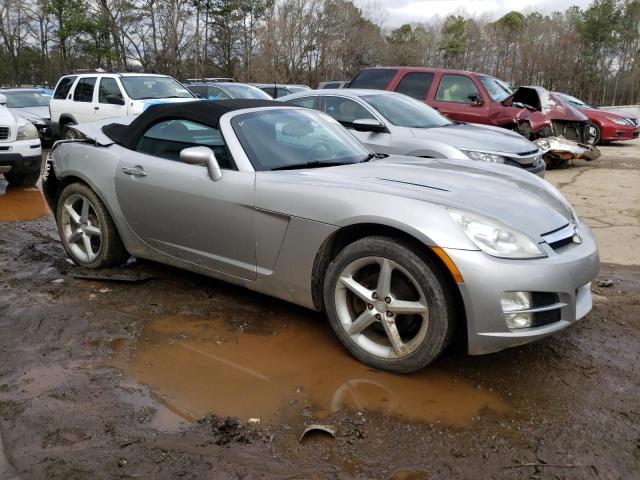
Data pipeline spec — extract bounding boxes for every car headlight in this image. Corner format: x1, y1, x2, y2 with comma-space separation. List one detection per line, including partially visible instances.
16, 122, 39, 140
461, 150, 506, 163
448, 208, 547, 259
605, 116, 629, 126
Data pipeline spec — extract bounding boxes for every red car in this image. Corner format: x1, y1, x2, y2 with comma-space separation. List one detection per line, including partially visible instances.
348, 67, 590, 143
555, 92, 640, 144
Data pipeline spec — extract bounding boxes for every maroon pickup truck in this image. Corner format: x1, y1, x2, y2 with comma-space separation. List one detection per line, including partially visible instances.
348, 67, 590, 144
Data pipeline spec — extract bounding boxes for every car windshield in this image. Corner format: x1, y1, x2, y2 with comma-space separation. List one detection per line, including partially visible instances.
558, 93, 590, 109
362, 93, 452, 128
3, 92, 51, 108
287, 86, 309, 93
478, 76, 513, 102
224, 84, 272, 100
232, 109, 371, 171
120, 76, 193, 100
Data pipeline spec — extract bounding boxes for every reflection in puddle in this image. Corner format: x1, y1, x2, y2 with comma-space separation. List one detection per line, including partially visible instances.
0, 187, 49, 221
115, 314, 510, 427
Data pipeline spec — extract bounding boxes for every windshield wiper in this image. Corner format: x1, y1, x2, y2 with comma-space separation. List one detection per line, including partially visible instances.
271, 161, 352, 171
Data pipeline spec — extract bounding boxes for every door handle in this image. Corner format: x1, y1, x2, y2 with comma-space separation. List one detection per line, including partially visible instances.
94, 106, 100, 110
122, 166, 147, 177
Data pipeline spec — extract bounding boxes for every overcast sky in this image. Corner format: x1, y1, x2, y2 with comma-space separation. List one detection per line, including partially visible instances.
356, 0, 594, 27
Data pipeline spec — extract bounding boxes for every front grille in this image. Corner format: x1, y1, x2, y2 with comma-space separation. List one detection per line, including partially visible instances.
0, 126, 9, 140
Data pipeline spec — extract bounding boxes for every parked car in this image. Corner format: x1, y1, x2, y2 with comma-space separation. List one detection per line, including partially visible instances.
49, 72, 197, 139
185, 82, 272, 100
43, 99, 599, 373
555, 92, 640, 144
252, 83, 311, 98
0, 88, 54, 144
318, 80, 349, 89
348, 68, 593, 141
278, 89, 545, 176
0, 94, 43, 186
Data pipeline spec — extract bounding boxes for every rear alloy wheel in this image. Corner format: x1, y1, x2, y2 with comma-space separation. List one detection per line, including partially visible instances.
324, 236, 455, 373
56, 183, 127, 268
63, 125, 79, 140
587, 122, 601, 145
5, 171, 40, 186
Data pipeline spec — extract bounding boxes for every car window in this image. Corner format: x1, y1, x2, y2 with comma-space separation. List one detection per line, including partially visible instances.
136, 119, 235, 169
322, 82, 340, 89
206, 86, 232, 100
394, 72, 434, 100
73, 77, 97, 102
477, 75, 513, 102
98, 78, 123, 104
259, 86, 276, 97
120, 76, 193, 100
435, 74, 481, 104
231, 109, 370, 171
284, 96, 316, 108
321, 97, 375, 125
349, 69, 397, 89
188, 85, 206, 97
275, 88, 290, 98
223, 84, 272, 99
54, 76, 77, 100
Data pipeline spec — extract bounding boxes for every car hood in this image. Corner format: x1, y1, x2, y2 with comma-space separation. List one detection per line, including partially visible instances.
411, 123, 539, 154
0, 105, 18, 125
583, 108, 632, 123
273, 156, 571, 238
11, 106, 50, 122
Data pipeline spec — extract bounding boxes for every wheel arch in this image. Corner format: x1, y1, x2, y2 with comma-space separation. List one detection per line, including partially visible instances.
59, 114, 78, 128
311, 222, 467, 344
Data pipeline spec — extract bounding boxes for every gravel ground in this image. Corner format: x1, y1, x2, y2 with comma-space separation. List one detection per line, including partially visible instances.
0, 142, 638, 479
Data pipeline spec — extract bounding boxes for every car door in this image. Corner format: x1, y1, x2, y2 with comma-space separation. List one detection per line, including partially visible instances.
95, 77, 127, 120
430, 73, 490, 124
393, 72, 435, 102
318, 95, 392, 153
71, 77, 98, 123
114, 118, 257, 280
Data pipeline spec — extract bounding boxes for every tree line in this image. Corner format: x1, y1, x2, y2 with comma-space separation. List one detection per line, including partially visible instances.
0, 0, 638, 106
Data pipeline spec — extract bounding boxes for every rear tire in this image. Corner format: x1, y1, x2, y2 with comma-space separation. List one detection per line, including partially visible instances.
56, 182, 128, 268
323, 236, 455, 373
5, 171, 40, 187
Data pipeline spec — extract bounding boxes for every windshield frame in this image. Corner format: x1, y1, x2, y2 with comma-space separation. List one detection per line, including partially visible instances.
361, 93, 453, 128
120, 76, 195, 100
3, 91, 51, 108
229, 107, 372, 172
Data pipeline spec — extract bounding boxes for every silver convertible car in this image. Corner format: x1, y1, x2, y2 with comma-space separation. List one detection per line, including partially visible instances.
43, 100, 599, 373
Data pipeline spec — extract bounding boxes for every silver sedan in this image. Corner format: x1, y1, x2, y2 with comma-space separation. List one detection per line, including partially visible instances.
278, 89, 546, 176
43, 100, 598, 373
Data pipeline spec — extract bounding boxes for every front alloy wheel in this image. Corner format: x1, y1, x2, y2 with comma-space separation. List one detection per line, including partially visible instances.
60, 193, 102, 263
324, 236, 455, 373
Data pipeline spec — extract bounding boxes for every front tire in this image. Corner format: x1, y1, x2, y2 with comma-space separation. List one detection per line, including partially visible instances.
323, 236, 455, 373
587, 122, 601, 145
56, 183, 127, 268
5, 171, 40, 187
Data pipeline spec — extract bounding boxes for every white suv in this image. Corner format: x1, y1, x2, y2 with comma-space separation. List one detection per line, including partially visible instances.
0, 94, 42, 186
49, 72, 197, 139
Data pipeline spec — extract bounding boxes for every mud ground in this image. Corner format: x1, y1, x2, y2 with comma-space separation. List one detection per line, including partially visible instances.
0, 143, 639, 479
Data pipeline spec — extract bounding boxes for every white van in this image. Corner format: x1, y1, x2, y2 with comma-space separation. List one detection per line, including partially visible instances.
49, 73, 197, 138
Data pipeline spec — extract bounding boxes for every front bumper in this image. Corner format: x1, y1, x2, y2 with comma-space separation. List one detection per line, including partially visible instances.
0, 140, 43, 174
600, 124, 638, 141
445, 221, 599, 355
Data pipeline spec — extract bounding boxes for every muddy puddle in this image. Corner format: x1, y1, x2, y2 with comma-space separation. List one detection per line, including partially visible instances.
113, 312, 511, 428
0, 186, 49, 221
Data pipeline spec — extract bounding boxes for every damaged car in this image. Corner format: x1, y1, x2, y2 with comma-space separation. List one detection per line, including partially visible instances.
43, 100, 599, 373
348, 67, 600, 167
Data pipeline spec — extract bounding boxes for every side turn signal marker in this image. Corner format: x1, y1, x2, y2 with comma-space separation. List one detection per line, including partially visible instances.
431, 246, 464, 284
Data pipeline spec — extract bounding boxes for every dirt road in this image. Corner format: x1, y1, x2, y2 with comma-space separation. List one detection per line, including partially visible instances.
0, 144, 638, 479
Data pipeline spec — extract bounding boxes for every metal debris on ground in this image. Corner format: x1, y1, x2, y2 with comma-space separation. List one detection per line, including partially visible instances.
68, 270, 154, 283
299, 424, 337, 443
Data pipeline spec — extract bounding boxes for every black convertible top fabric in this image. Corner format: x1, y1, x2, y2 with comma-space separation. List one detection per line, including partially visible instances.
102, 99, 284, 149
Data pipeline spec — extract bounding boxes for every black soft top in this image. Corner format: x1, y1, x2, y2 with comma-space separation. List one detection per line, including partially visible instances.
102, 99, 284, 149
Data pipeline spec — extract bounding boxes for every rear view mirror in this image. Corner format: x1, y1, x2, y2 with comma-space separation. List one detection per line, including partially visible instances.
106, 95, 125, 105
180, 146, 222, 181
352, 118, 387, 133
0, 94, 6, 105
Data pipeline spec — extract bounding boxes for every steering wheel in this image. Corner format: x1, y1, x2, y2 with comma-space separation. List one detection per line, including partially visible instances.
304, 141, 333, 162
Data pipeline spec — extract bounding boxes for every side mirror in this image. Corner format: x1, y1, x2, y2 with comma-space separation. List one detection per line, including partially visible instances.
0, 94, 6, 105
352, 118, 387, 133
180, 146, 222, 181
106, 95, 125, 105
468, 95, 484, 106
